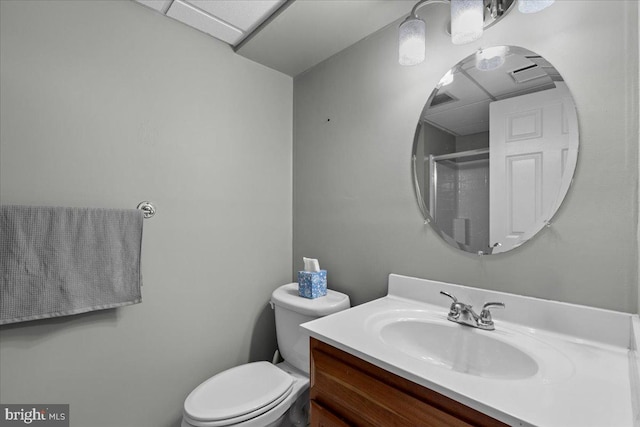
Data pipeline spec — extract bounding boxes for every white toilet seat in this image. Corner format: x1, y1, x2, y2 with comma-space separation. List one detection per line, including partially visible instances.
183, 362, 294, 427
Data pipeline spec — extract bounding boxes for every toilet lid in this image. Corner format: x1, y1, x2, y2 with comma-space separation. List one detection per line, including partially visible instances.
184, 362, 294, 424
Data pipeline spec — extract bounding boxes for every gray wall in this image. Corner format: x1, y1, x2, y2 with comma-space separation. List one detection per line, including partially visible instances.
293, 0, 639, 313
0, 1, 292, 426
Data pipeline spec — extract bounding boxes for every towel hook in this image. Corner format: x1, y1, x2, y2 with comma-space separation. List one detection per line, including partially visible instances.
137, 201, 156, 219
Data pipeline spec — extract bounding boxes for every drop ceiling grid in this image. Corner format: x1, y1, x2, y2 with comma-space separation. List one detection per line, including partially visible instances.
134, 0, 286, 47
167, 0, 244, 45
187, 0, 286, 33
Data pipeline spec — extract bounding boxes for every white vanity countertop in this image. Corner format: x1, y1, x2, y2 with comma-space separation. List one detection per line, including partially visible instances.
301, 274, 640, 427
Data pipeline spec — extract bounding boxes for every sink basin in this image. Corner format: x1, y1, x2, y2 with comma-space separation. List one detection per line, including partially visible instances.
379, 318, 538, 379
366, 309, 575, 383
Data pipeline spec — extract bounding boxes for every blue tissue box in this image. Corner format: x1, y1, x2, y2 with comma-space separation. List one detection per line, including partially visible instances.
297, 270, 327, 299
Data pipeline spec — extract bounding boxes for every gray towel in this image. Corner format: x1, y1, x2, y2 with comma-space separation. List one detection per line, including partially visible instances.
0, 205, 143, 325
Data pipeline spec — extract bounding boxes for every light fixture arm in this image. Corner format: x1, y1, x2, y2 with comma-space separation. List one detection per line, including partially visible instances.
407, 0, 450, 19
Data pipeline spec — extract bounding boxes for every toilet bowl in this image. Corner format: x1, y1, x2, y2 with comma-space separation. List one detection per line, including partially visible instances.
181, 283, 350, 427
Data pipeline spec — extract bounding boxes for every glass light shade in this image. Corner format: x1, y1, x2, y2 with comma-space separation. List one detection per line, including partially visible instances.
475, 46, 508, 71
451, 0, 484, 45
399, 17, 426, 66
518, 0, 554, 14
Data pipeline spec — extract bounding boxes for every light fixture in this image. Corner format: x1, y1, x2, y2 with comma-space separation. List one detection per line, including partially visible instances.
399, 0, 554, 66
475, 46, 508, 70
451, 0, 484, 45
398, 0, 450, 66
518, 0, 554, 14
398, 16, 427, 66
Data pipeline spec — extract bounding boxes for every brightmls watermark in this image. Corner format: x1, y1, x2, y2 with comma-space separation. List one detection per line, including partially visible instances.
0, 405, 68, 426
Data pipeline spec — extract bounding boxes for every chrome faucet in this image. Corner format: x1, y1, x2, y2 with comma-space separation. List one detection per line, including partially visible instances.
440, 291, 504, 331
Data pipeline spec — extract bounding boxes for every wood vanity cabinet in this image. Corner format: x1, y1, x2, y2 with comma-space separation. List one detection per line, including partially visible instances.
309, 338, 508, 427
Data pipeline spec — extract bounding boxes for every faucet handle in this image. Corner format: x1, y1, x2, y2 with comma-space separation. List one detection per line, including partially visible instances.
440, 291, 461, 319
439, 291, 457, 303
479, 302, 505, 325
482, 301, 505, 310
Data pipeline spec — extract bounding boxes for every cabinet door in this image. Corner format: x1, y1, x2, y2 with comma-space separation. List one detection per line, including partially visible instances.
310, 401, 351, 427
310, 338, 508, 427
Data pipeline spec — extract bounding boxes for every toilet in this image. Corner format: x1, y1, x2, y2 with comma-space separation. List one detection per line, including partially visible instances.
181, 283, 350, 427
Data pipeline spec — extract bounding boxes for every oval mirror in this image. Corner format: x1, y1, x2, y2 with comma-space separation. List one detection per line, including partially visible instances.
412, 46, 579, 255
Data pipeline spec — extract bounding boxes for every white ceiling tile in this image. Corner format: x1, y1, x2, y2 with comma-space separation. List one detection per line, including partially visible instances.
426, 100, 492, 136
135, 0, 173, 13
167, 0, 244, 45
186, 0, 286, 32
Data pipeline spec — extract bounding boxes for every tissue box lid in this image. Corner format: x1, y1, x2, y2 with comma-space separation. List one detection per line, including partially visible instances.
271, 283, 350, 316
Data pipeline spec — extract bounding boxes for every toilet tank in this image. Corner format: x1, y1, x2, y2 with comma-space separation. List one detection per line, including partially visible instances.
271, 283, 350, 373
